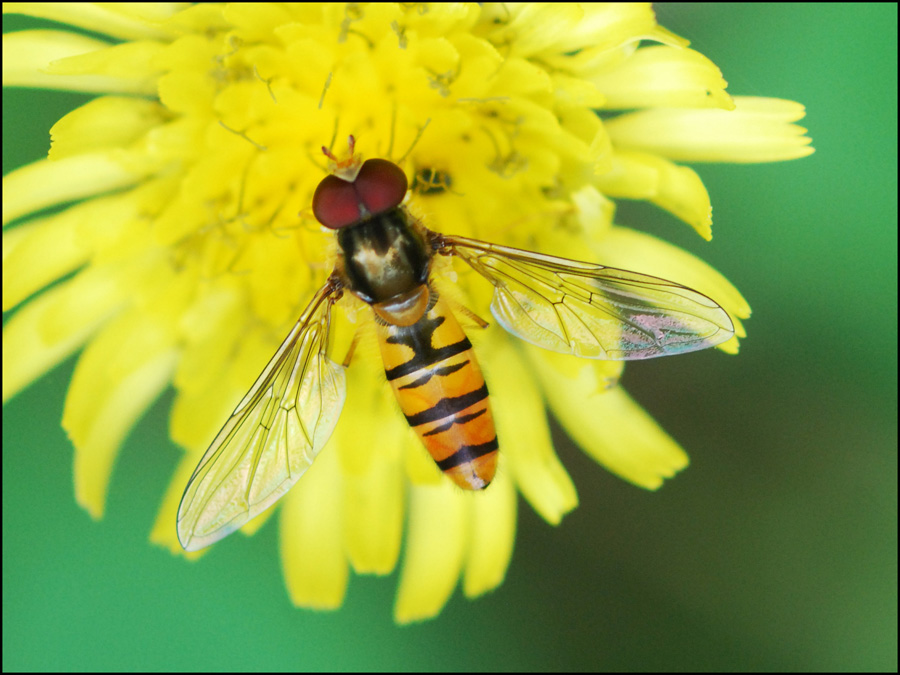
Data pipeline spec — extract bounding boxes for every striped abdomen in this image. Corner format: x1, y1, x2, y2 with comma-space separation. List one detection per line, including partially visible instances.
375, 294, 498, 490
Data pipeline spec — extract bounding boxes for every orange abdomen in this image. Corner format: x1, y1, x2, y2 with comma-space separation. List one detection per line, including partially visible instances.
375, 295, 498, 490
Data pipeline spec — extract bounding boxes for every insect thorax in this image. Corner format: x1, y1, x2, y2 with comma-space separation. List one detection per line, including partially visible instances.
336, 208, 431, 306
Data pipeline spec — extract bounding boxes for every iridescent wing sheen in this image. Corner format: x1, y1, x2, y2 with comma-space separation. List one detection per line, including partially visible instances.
177, 279, 346, 551
441, 235, 734, 360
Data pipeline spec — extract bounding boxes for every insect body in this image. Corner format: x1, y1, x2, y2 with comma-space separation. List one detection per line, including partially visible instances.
176, 149, 735, 551
321, 163, 498, 492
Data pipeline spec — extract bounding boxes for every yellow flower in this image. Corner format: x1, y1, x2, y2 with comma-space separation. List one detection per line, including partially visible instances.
2, 3, 812, 623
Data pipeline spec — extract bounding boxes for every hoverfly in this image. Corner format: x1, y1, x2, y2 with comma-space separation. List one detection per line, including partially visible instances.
176, 139, 735, 551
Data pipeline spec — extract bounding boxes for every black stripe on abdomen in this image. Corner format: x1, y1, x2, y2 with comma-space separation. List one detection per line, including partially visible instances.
435, 437, 500, 470
384, 337, 472, 381
422, 408, 487, 436
397, 360, 468, 390
404, 383, 489, 427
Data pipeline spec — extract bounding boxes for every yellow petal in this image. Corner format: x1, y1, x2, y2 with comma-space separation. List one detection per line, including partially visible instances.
462, 463, 517, 598
394, 481, 467, 624
342, 459, 404, 576
333, 362, 406, 575
606, 96, 814, 163
3, 3, 178, 41
3, 29, 162, 94
490, 4, 585, 58
3, 29, 110, 89
592, 46, 733, 110
63, 308, 178, 517
2, 266, 133, 402
598, 150, 713, 239
530, 352, 688, 490
3, 153, 145, 226
2, 213, 89, 311
2, 185, 163, 309
482, 334, 578, 525
49, 96, 166, 159
279, 444, 348, 610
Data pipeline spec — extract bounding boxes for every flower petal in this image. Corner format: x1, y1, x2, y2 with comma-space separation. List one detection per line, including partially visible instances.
482, 334, 578, 525
49, 96, 167, 159
462, 463, 517, 598
2, 214, 90, 310
279, 443, 348, 610
2, 265, 133, 402
63, 308, 179, 517
2, 30, 162, 94
342, 458, 405, 575
3, 29, 110, 89
3, 153, 147, 226
531, 350, 689, 490
3, 3, 179, 41
394, 481, 467, 624
592, 46, 733, 110
598, 150, 713, 239
334, 363, 406, 575
606, 96, 814, 163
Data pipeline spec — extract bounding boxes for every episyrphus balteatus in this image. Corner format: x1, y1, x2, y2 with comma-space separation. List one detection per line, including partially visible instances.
176, 138, 735, 551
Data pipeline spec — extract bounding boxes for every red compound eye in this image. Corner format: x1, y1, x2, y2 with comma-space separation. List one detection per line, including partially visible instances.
313, 158, 408, 229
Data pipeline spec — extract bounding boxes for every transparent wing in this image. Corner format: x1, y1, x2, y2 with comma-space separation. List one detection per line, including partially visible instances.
177, 279, 346, 551
441, 235, 734, 360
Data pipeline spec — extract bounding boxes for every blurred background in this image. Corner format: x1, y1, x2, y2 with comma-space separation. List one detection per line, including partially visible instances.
3, 4, 896, 671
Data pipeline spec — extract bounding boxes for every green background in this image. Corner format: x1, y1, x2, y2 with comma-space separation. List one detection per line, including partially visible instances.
3, 4, 896, 671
